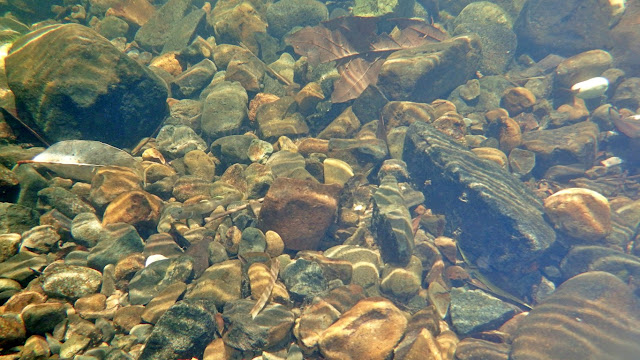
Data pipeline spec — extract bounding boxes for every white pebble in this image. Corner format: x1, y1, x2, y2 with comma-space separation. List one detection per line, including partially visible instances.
145, 254, 168, 267
571, 77, 609, 99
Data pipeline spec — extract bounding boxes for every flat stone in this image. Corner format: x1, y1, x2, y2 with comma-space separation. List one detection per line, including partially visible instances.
511, 271, 640, 360
41, 262, 102, 300
129, 256, 193, 305
449, 287, 520, 336
544, 188, 611, 241
87, 223, 145, 271
258, 177, 341, 250
36, 187, 95, 219
185, 259, 242, 307
378, 35, 481, 102
404, 121, 556, 297
21, 302, 67, 334
222, 299, 295, 351
554, 49, 613, 88
318, 297, 407, 360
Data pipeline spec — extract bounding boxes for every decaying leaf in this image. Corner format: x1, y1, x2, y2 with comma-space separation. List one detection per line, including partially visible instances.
286, 16, 448, 103
18, 140, 143, 182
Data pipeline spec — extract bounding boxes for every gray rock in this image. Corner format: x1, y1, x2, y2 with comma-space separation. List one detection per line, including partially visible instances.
134, 0, 192, 50
256, 96, 309, 140
42, 262, 102, 300
449, 75, 514, 114
222, 299, 295, 351
94, 15, 129, 40
521, 121, 599, 177
0, 202, 40, 235
5, 24, 167, 148
508, 148, 536, 178
514, 0, 614, 58
282, 258, 328, 300
138, 299, 218, 360
371, 175, 414, 266
165, 99, 203, 131
377, 35, 481, 102
156, 125, 207, 159
172, 59, 217, 99
560, 246, 640, 285
453, 2, 517, 75
264, 150, 315, 181
87, 223, 145, 271
12, 163, 48, 209
129, 256, 194, 305
71, 212, 107, 248
239, 227, 267, 255
200, 81, 248, 139
0, 251, 46, 283
36, 187, 95, 219
612, 77, 640, 110
162, 8, 207, 53
210, 135, 255, 168
266, 0, 328, 38
450, 287, 520, 336
404, 122, 556, 297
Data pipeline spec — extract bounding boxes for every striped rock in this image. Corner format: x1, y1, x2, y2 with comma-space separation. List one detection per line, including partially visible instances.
511, 271, 640, 360
404, 121, 555, 296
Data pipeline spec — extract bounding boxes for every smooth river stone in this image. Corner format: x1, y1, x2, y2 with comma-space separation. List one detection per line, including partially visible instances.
511, 271, 640, 360
404, 121, 556, 297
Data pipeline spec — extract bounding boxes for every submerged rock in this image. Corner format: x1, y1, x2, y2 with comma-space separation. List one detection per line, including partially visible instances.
404, 122, 556, 296
377, 35, 481, 102
5, 24, 167, 148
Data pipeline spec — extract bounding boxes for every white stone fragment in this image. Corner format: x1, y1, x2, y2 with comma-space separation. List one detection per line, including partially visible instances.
571, 77, 609, 99
145, 254, 168, 267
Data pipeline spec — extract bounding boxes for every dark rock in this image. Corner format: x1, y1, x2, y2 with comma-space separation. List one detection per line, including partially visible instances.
560, 246, 640, 285
238, 227, 266, 255
0, 251, 46, 284
134, 0, 192, 50
21, 302, 67, 334
172, 59, 217, 99
521, 121, 599, 177
514, 0, 614, 59
162, 8, 207, 53
0, 202, 40, 235
453, 2, 517, 75
258, 177, 341, 250
156, 125, 207, 160
371, 175, 414, 266
139, 299, 218, 360
256, 96, 309, 140
210, 135, 255, 169
449, 75, 514, 114
404, 122, 556, 297
201, 81, 248, 139
281, 258, 328, 300
449, 287, 520, 336
12, 163, 48, 209
222, 299, 295, 351
377, 35, 481, 102
612, 77, 640, 110
87, 223, 145, 271
511, 271, 640, 360
129, 256, 194, 305
266, 0, 328, 38
6, 24, 167, 148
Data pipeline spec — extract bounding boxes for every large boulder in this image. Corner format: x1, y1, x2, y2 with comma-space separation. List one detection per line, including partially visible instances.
5, 24, 168, 148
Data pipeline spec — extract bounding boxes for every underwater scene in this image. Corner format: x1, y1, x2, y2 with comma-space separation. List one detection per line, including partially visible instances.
0, 0, 639, 359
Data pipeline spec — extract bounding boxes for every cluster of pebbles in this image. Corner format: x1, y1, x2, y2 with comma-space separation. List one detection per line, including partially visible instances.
1, 0, 640, 360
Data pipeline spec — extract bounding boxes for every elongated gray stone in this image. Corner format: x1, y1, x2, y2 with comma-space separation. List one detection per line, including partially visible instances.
404, 122, 555, 296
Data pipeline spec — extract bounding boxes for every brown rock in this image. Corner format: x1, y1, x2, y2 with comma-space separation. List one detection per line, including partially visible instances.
149, 51, 183, 76
248, 93, 280, 122
20, 334, 50, 360
511, 271, 640, 360
114, 305, 145, 333
557, 96, 589, 123
471, 147, 508, 169
544, 188, 612, 241
0, 313, 25, 348
183, 149, 216, 181
298, 138, 329, 155
3, 291, 46, 313
295, 82, 324, 114
141, 282, 187, 324
318, 297, 408, 360
318, 106, 361, 140
258, 177, 341, 250
496, 116, 522, 153
554, 49, 613, 88
89, 166, 143, 208
432, 111, 467, 145
101, 190, 163, 227
501, 87, 536, 116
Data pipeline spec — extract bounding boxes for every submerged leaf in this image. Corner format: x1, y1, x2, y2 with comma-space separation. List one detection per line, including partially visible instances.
20, 140, 143, 182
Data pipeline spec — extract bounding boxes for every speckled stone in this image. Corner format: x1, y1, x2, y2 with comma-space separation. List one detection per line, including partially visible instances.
449, 287, 520, 336
282, 258, 328, 300
41, 262, 102, 300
